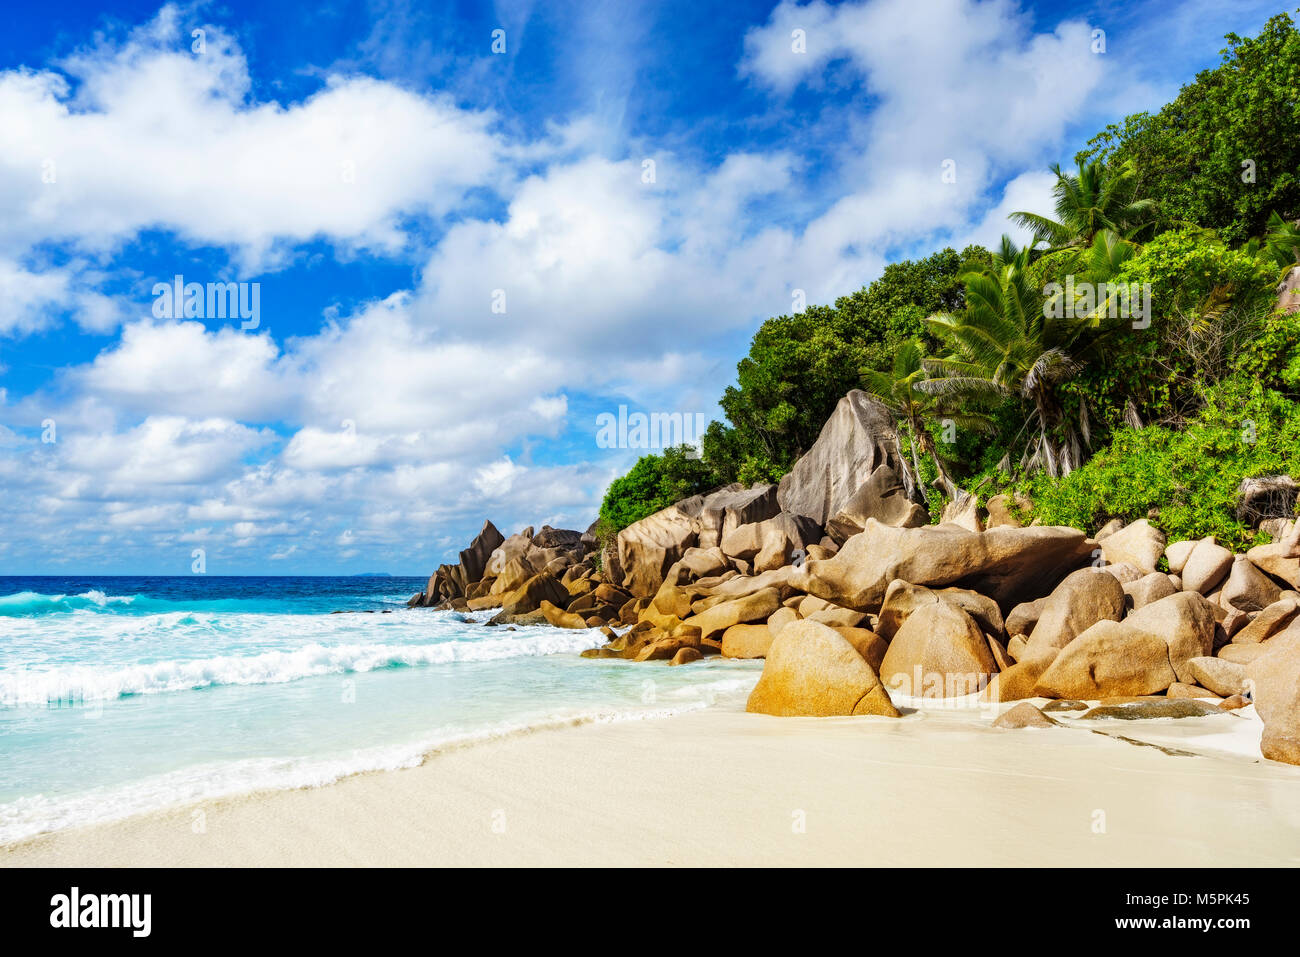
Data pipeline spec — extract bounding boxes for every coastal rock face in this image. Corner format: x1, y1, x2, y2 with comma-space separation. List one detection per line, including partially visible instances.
1181, 538, 1234, 594
985, 493, 1032, 529
1233, 598, 1299, 643
490, 556, 536, 595
800, 520, 1093, 612
1184, 656, 1247, 697
498, 572, 570, 617
1220, 556, 1282, 612
940, 494, 984, 533
834, 627, 889, 671
746, 620, 900, 717
531, 525, 583, 549
676, 546, 730, 581
616, 495, 707, 597
696, 484, 780, 550
1099, 519, 1166, 574
721, 623, 774, 658
1245, 524, 1300, 588
1165, 539, 1197, 574
878, 600, 998, 697
1034, 620, 1176, 699
875, 581, 1001, 642
1247, 634, 1300, 765
720, 512, 821, 574
618, 485, 796, 596
689, 587, 782, 641
1021, 568, 1126, 663
823, 464, 929, 542
485, 528, 535, 576
1122, 591, 1215, 684
1123, 572, 1177, 610
993, 702, 1058, 729
776, 390, 920, 529
1005, 597, 1046, 637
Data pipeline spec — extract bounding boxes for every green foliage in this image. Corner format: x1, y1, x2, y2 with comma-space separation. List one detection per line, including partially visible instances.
1112, 228, 1276, 319
923, 238, 1115, 475
702, 246, 990, 484
1024, 378, 1300, 549
1061, 228, 1279, 431
1078, 13, 1300, 245
597, 446, 716, 532
1237, 309, 1300, 396
1010, 159, 1161, 250
834, 245, 992, 372
861, 339, 994, 499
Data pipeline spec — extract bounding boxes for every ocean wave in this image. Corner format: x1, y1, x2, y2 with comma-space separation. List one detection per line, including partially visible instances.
0, 590, 141, 616
0, 631, 605, 706
0, 589, 297, 618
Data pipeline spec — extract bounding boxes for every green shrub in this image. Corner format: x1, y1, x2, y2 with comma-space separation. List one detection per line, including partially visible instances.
597, 445, 716, 533
1023, 377, 1300, 549
1237, 309, 1300, 396
1061, 228, 1277, 431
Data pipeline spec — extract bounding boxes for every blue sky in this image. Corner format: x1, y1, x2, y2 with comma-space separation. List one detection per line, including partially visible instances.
0, 0, 1287, 575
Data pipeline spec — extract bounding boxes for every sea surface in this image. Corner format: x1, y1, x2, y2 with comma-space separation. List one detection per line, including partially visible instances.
0, 576, 759, 843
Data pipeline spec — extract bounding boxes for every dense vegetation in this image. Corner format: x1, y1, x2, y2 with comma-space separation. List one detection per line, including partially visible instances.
599, 13, 1300, 547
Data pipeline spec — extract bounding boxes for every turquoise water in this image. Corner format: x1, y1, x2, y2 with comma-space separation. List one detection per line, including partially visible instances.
0, 577, 760, 842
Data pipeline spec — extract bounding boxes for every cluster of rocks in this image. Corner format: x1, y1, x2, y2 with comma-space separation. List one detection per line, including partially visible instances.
411, 389, 1300, 768
405, 521, 632, 629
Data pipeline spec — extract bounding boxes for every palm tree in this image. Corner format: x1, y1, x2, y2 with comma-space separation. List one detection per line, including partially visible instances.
1010, 159, 1160, 253
861, 339, 993, 502
1040, 228, 1141, 322
920, 238, 1110, 477
1264, 211, 1300, 270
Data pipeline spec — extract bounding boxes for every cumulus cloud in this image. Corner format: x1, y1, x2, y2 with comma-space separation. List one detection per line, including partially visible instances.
0, 4, 507, 277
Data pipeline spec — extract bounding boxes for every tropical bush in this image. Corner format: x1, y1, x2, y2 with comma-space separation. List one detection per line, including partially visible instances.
597, 446, 715, 532
1024, 379, 1300, 550
1078, 14, 1300, 245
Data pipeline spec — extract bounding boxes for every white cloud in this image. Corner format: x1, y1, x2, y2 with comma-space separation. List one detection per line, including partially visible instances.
0, 4, 507, 281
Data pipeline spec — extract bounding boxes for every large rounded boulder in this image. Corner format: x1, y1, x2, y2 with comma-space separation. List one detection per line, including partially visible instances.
878, 600, 998, 698
746, 620, 900, 717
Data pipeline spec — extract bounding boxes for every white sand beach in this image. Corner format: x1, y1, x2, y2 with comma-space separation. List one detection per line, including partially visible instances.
6, 700, 1300, 867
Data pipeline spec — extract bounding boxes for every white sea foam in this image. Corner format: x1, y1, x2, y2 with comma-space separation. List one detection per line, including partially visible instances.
0, 630, 607, 706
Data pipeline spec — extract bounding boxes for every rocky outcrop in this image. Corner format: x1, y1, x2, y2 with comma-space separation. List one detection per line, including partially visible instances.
1181, 537, 1234, 594
407, 387, 1300, 769
696, 484, 780, 550
776, 390, 922, 530
1020, 568, 1125, 664
823, 464, 929, 542
878, 599, 998, 697
993, 702, 1058, 729
459, 520, 504, 586
1034, 620, 1177, 699
1099, 519, 1166, 574
746, 620, 900, 717
720, 512, 821, 574
1122, 592, 1215, 684
721, 623, 774, 658
1248, 633, 1300, 765
799, 521, 1093, 612
616, 496, 708, 597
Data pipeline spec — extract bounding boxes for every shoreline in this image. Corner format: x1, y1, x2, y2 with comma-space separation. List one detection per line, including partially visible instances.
6, 698, 1300, 867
